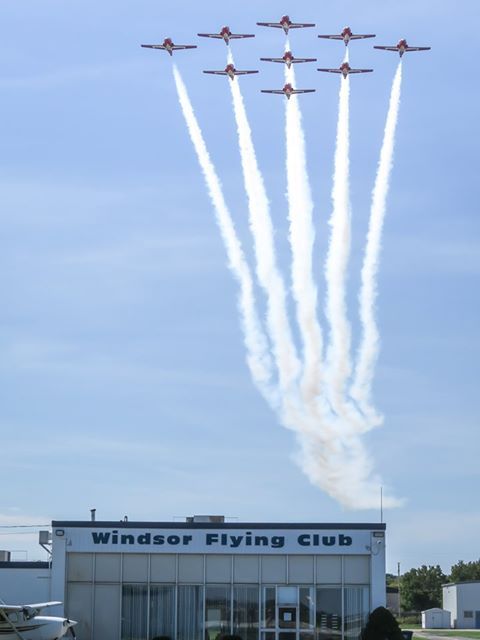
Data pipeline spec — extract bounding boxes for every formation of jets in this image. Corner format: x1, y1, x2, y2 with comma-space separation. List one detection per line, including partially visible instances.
141, 16, 431, 98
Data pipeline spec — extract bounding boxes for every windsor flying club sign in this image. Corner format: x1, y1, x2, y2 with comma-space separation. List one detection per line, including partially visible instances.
57, 527, 377, 554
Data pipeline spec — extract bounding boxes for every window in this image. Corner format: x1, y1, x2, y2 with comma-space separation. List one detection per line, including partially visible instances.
464, 611, 473, 618
177, 586, 203, 640
150, 585, 176, 639
122, 585, 148, 640
205, 585, 231, 640
233, 585, 259, 640
344, 587, 369, 640
316, 588, 342, 640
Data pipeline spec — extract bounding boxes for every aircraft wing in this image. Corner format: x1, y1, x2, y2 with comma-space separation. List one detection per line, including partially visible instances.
318, 34, 344, 40
260, 57, 285, 63
350, 34, 376, 40
406, 46, 431, 51
257, 22, 284, 28
317, 68, 343, 74
0, 602, 62, 614
171, 45, 197, 50
289, 23, 315, 28
233, 70, 258, 75
198, 33, 224, 39
291, 89, 316, 94
203, 70, 228, 75
261, 89, 288, 94
374, 45, 400, 51
141, 44, 166, 49
348, 68, 373, 73
228, 34, 255, 39
291, 57, 317, 63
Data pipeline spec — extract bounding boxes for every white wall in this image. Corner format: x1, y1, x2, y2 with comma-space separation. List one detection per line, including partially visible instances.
0, 567, 51, 603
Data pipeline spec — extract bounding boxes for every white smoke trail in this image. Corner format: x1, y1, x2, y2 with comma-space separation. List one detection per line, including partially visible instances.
351, 62, 403, 425
172, 65, 275, 402
284, 62, 325, 405
227, 50, 300, 391
323, 49, 358, 422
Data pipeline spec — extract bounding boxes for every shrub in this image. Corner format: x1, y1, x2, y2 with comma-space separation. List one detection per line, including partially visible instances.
361, 606, 405, 640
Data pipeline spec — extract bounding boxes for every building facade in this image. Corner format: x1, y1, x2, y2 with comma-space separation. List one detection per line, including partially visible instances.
443, 581, 480, 628
50, 518, 386, 640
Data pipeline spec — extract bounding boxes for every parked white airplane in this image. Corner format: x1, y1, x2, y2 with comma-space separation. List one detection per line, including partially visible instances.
0, 601, 77, 640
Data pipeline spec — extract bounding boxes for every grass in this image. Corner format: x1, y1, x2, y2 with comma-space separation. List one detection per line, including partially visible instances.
414, 633, 480, 639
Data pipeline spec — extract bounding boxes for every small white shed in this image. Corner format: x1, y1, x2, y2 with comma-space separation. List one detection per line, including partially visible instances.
422, 608, 451, 629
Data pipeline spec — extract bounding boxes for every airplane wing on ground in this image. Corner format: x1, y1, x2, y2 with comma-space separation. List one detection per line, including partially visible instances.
0, 602, 62, 614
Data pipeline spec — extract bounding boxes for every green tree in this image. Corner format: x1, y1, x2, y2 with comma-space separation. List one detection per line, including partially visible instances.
449, 560, 480, 582
400, 565, 446, 611
361, 606, 404, 640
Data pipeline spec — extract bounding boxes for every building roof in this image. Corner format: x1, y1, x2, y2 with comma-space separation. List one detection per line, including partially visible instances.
443, 580, 480, 587
52, 521, 386, 530
0, 561, 49, 569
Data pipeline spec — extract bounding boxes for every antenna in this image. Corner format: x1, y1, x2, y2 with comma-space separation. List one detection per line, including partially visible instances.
380, 486, 383, 523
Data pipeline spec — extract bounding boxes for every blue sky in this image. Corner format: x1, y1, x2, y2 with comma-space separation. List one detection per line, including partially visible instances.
0, 0, 478, 574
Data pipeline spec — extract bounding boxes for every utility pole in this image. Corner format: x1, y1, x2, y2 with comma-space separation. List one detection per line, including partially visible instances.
398, 562, 401, 616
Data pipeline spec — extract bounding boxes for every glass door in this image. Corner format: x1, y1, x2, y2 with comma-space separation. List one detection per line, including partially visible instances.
261, 586, 314, 640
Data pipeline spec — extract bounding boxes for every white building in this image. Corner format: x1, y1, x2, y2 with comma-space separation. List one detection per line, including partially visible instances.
443, 581, 480, 629
421, 608, 451, 629
0, 560, 51, 603
48, 517, 386, 640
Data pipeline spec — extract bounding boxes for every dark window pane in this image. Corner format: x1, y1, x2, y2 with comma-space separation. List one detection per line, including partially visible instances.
150, 585, 175, 640
233, 585, 259, 640
178, 586, 203, 640
122, 584, 148, 640
316, 588, 342, 640
205, 585, 231, 640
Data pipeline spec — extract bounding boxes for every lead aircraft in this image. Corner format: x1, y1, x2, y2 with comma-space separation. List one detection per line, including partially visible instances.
0, 601, 77, 640
141, 38, 197, 56
198, 26, 255, 45
318, 26, 375, 45
318, 62, 373, 78
261, 83, 316, 99
374, 38, 431, 57
260, 51, 317, 69
203, 64, 258, 80
257, 15, 315, 34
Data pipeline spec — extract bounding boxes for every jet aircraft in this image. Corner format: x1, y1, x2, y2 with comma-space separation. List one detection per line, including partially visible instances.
140, 38, 197, 56
374, 38, 431, 57
261, 83, 316, 99
198, 26, 255, 45
260, 51, 317, 69
203, 64, 258, 80
257, 15, 315, 34
318, 26, 375, 46
317, 62, 373, 78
